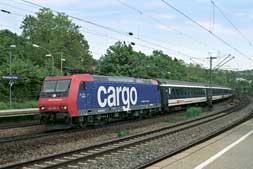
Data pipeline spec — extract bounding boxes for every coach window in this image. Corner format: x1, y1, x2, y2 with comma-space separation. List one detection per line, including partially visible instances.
189, 88, 192, 97
184, 88, 187, 97
175, 89, 179, 98
198, 89, 201, 96
79, 82, 86, 91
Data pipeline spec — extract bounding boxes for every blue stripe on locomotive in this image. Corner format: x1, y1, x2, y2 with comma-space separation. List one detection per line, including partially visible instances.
77, 81, 161, 114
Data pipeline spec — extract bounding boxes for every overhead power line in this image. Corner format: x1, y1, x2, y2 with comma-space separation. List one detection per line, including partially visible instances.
213, 54, 231, 69
116, 0, 212, 50
160, 0, 253, 62
19, 0, 129, 36
209, 0, 215, 32
0, 6, 186, 59
0, 8, 24, 16
16, 0, 197, 62
0, 1, 34, 13
83, 28, 163, 53
1, 9, 10, 14
211, 0, 253, 47
214, 56, 235, 70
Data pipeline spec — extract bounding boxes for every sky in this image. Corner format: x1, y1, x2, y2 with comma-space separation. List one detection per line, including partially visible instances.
0, 0, 253, 70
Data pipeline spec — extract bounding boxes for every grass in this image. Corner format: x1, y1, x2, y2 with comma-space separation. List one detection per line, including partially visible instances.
116, 131, 129, 138
167, 114, 187, 123
186, 107, 202, 118
0, 100, 37, 110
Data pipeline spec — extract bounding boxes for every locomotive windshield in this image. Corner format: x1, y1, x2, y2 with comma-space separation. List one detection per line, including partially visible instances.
40, 79, 71, 98
42, 80, 71, 92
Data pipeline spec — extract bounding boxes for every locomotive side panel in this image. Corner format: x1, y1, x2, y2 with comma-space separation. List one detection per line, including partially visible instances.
77, 81, 161, 116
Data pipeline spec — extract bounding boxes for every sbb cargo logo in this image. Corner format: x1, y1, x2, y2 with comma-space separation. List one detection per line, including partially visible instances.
97, 86, 137, 109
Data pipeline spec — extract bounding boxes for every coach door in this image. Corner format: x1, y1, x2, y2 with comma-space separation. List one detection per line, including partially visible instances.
161, 86, 170, 109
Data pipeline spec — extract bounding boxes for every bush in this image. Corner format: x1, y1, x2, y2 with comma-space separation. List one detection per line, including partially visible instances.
0, 100, 37, 110
116, 131, 129, 138
12, 101, 38, 109
186, 107, 202, 118
0, 102, 9, 110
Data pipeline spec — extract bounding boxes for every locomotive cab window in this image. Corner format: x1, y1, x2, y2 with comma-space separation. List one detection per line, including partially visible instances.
42, 79, 71, 93
56, 80, 71, 92
40, 79, 71, 98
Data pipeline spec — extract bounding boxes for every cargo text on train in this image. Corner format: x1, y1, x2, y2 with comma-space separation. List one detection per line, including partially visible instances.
97, 86, 137, 109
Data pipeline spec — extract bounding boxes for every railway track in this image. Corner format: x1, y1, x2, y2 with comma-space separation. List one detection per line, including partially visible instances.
137, 114, 253, 169
0, 100, 248, 169
0, 101, 235, 144
0, 121, 40, 130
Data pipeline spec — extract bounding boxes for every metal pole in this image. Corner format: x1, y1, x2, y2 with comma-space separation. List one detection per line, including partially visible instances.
9, 50, 12, 109
52, 55, 54, 75
209, 56, 213, 108
208, 56, 217, 108
60, 52, 63, 75
98, 61, 100, 73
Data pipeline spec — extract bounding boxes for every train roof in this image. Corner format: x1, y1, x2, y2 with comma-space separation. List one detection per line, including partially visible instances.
157, 79, 232, 90
44, 74, 231, 90
92, 75, 158, 85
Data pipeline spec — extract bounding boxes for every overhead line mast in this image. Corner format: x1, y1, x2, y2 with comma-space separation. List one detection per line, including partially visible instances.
208, 55, 217, 108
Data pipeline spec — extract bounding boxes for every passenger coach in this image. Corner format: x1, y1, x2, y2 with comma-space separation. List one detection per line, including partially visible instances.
158, 79, 232, 110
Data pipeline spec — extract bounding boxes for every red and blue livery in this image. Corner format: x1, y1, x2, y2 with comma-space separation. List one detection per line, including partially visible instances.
38, 74, 161, 128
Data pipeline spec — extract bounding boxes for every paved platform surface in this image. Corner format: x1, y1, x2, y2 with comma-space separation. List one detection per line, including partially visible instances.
0, 108, 38, 117
147, 118, 253, 169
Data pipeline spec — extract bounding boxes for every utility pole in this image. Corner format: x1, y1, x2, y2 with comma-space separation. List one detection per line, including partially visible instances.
208, 54, 217, 109
60, 52, 63, 74
60, 52, 66, 75
45, 54, 54, 75
9, 45, 16, 109
9, 49, 12, 109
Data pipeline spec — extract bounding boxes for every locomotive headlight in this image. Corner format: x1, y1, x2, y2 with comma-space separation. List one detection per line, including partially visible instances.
60, 105, 68, 110
40, 106, 46, 110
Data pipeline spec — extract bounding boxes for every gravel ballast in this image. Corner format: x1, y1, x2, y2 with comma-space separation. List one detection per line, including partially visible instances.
74, 103, 253, 169
0, 100, 237, 166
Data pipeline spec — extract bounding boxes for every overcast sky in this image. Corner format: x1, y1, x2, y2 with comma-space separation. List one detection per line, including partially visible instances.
1, 0, 253, 70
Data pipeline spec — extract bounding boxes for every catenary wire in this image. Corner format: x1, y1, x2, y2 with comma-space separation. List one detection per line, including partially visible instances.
15, 0, 197, 62
160, 0, 253, 62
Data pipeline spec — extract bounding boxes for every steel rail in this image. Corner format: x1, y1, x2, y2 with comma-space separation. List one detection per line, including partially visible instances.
0, 121, 40, 130
137, 111, 252, 169
0, 101, 246, 169
0, 101, 237, 144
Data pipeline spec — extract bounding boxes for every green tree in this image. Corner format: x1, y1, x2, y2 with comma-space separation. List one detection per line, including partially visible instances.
0, 30, 24, 101
21, 8, 94, 72
147, 51, 187, 80
98, 41, 146, 77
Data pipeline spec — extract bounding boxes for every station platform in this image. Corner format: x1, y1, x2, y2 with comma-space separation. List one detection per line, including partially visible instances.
147, 117, 253, 169
0, 108, 38, 118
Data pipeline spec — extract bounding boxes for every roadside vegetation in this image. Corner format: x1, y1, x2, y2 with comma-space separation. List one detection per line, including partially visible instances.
186, 107, 202, 118
116, 131, 129, 138
0, 8, 252, 109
